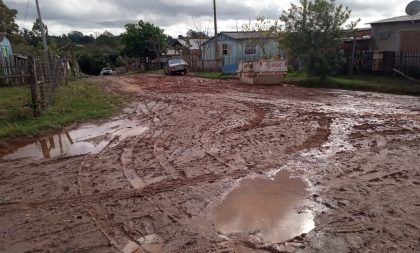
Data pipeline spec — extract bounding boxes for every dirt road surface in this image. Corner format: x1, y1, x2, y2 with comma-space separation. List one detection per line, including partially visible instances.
1, 74, 419, 253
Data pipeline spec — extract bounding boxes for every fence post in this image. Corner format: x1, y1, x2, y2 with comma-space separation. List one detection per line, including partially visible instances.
29, 56, 40, 117
35, 58, 47, 110
65, 60, 69, 86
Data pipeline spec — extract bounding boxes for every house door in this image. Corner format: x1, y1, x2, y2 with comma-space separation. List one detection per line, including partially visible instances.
221, 43, 234, 65
221, 43, 236, 73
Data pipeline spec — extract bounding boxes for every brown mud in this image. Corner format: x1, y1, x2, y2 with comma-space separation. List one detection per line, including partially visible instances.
0, 74, 419, 253
215, 170, 315, 243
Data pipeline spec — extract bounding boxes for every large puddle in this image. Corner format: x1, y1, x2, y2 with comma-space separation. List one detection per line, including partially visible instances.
1, 119, 148, 160
215, 170, 314, 243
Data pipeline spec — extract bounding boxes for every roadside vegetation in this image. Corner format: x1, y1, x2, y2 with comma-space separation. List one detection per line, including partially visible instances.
189, 70, 420, 96
0, 79, 124, 139
285, 72, 420, 96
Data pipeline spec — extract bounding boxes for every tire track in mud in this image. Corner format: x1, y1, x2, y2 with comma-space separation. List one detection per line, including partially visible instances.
4, 75, 419, 252
73, 99, 167, 253
286, 111, 420, 252
1, 169, 250, 212
200, 102, 267, 172
122, 139, 147, 190
77, 150, 141, 252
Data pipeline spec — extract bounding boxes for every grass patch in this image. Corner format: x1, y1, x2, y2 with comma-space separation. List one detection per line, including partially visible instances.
0, 86, 32, 122
0, 79, 124, 139
285, 74, 420, 96
285, 71, 308, 78
192, 71, 236, 80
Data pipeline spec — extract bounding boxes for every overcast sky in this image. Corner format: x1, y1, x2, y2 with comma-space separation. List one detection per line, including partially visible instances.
4, 0, 410, 37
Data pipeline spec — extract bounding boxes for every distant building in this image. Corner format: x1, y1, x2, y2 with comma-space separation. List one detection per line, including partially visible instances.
0, 33, 14, 74
341, 28, 372, 53
201, 31, 284, 73
177, 38, 207, 58
370, 14, 420, 51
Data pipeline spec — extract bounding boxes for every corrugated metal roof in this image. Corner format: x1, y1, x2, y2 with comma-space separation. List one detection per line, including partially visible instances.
177, 39, 207, 50
201, 31, 278, 46
221, 31, 277, 40
370, 14, 420, 24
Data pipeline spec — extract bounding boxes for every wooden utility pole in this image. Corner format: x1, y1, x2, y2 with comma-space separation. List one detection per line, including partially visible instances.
35, 0, 53, 97
213, 0, 218, 61
35, 0, 49, 53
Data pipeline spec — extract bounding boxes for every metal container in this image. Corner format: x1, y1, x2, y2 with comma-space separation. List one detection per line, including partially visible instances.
237, 60, 288, 85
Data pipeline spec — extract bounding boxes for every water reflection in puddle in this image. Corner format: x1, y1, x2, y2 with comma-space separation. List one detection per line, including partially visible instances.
215, 170, 314, 243
1, 119, 148, 160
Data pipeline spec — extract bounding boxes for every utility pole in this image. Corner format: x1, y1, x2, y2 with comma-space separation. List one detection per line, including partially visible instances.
213, 0, 218, 61
35, 0, 54, 98
35, 0, 49, 53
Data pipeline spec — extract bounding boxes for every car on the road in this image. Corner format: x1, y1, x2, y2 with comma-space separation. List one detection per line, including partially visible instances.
100, 67, 113, 75
164, 58, 189, 75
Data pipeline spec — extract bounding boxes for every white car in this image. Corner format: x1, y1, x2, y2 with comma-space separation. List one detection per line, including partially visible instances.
100, 67, 113, 75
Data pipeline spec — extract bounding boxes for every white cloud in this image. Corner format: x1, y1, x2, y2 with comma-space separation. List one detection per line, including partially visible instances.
3, 0, 410, 36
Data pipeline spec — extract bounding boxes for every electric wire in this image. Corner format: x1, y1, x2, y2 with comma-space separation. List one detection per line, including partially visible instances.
22, 0, 30, 30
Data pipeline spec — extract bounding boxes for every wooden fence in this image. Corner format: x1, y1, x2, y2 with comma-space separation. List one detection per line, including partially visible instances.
187, 58, 221, 72
0, 54, 68, 117
0, 56, 33, 86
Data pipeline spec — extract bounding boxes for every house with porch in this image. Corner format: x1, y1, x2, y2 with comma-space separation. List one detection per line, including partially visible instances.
201, 31, 284, 73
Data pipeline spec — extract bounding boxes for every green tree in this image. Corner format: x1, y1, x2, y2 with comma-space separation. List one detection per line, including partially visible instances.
32, 18, 48, 38
96, 31, 119, 48
67, 31, 93, 44
121, 20, 168, 62
0, 0, 19, 40
27, 18, 48, 50
242, 16, 279, 59
280, 0, 351, 79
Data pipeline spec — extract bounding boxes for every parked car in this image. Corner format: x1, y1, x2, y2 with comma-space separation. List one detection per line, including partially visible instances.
164, 58, 189, 75
100, 67, 113, 75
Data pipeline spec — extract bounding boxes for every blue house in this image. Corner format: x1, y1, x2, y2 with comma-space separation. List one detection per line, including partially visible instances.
0, 33, 14, 76
201, 31, 284, 73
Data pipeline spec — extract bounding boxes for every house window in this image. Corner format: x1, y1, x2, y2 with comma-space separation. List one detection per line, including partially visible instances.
222, 44, 228, 55
245, 44, 256, 55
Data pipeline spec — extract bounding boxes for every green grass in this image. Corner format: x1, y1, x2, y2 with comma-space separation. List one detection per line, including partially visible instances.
0, 79, 124, 139
192, 71, 236, 80
285, 71, 308, 78
0, 86, 32, 122
285, 73, 420, 96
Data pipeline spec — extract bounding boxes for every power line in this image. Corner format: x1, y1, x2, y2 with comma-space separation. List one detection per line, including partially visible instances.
22, 0, 30, 30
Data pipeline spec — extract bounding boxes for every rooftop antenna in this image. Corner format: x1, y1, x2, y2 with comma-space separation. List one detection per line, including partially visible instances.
405, 0, 420, 23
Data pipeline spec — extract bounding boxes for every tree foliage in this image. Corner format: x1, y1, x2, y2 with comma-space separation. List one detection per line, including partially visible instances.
280, 0, 351, 78
1, 0, 170, 74
121, 20, 168, 60
242, 16, 279, 59
0, 0, 19, 40
186, 29, 208, 39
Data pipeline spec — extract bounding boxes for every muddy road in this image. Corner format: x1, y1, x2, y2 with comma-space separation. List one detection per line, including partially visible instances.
1, 74, 419, 253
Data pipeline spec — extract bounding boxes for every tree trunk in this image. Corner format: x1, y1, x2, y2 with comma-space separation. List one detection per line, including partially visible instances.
350, 33, 357, 75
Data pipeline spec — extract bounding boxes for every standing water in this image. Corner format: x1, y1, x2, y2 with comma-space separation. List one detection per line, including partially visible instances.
215, 170, 314, 243
1, 119, 148, 160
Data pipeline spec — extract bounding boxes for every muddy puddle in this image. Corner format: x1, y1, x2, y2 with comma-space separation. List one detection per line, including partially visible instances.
215, 170, 314, 243
1, 119, 148, 160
